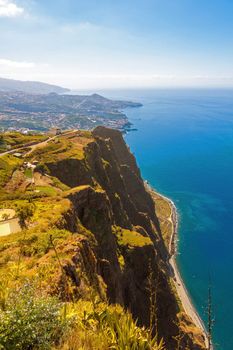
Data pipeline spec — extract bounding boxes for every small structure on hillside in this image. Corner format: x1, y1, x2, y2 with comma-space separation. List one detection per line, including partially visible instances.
13, 152, 23, 158
49, 128, 62, 136
26, 162, 37, 170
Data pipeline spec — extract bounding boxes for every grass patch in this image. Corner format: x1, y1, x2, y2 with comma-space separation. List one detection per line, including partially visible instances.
51, 176, 70, 191
28, 137, 87, 164
113, 226, 152, 249
18, 228, 72, 258
30, 197, 71, 230
0, 132, 47, 151
24, 168, 33, 179
64, 185, 90, 197
35, 186, 58, 197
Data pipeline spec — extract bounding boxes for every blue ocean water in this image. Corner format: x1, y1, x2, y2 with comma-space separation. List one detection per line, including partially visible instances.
101, 89, 233, 350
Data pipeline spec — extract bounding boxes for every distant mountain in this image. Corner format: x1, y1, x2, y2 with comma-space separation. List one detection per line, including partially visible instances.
0, 77, 69, 94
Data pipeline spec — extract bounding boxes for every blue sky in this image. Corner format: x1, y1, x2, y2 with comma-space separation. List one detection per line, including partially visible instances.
0, 0, 233, 88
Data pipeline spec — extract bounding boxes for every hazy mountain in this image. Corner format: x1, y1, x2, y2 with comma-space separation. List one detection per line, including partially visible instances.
0, 77, 69, 94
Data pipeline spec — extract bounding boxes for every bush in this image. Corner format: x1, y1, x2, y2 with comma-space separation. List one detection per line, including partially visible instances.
0, 283, 72, 350
35, 163, 49, 175
16, 203, 35, 228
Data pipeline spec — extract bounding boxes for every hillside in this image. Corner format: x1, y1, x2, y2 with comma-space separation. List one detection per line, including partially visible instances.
0, 77, 69, 94
0, 127, 206, 350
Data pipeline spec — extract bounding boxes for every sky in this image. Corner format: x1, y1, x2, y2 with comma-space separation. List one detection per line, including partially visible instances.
0, 0, 233, 89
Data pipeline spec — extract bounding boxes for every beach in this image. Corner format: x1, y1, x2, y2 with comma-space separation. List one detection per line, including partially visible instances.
145, 182, 210, 348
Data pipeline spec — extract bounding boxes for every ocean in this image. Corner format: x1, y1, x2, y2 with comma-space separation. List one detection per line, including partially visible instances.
97, 88, 233, 350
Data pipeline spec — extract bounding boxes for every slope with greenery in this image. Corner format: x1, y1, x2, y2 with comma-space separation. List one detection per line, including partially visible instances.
0, 128, 206, 350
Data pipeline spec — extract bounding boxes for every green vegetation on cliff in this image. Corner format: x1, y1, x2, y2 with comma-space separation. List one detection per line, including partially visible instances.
0, 128, 206, 350
113, 226, 152, 249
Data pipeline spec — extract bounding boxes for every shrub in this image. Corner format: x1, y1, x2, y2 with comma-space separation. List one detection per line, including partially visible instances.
35, 163, 49, 175
16, 203, 35, 228
0, 283, 72, 350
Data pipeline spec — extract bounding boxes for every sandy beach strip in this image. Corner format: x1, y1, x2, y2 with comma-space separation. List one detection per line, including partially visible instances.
144, 182, 209, 348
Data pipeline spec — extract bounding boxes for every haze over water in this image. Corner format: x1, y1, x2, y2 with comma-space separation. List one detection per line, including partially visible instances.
101, 88, 233, 350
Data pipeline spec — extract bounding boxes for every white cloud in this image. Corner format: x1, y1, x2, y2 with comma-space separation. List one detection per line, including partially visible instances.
0, 0, 24, 17
0, 58, 35, 68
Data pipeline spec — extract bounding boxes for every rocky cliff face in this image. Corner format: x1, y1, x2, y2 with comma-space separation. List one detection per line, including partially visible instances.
30, 127, 206, 350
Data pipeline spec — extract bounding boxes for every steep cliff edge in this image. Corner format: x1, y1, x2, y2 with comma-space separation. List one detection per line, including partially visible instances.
0, 127, 206, 350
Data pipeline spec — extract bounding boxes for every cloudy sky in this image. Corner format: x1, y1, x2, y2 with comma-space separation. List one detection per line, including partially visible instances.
1, 0, 233, 89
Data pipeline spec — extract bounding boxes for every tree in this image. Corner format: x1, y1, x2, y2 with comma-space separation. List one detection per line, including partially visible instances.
16, 203, 35, 228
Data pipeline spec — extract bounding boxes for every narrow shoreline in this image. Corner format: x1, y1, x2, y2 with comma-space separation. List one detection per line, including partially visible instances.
145, 182, 209, 348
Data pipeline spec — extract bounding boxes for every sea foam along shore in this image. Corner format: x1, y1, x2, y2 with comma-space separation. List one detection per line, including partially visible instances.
144, 182, 210, 349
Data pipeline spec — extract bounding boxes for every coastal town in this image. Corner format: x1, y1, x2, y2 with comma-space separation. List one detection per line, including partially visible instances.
0, 90, 141, 133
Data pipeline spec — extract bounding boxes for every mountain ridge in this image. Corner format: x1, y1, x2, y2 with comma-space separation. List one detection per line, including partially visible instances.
0, 77, 69, 94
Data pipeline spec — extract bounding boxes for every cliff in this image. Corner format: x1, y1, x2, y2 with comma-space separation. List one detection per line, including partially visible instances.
0, 127, 206, 350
